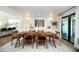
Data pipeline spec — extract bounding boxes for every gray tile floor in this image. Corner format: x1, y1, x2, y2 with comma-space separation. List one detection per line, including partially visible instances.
0, 37, 76, 52
0, 35, 12, 47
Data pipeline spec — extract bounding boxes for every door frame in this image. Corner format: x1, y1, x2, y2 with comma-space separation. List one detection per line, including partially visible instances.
61, 13, 75, 44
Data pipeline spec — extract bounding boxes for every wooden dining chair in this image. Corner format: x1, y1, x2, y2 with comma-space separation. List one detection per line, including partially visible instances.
22, 32, 35, 48
52, 32, 61, 46
55, 31, 61, 42
36, 32, 48, 49
46, 32, 56, 48
11, 31, 19, 45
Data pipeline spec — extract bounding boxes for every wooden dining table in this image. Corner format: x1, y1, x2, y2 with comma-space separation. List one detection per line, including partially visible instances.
15, 31, 56, 48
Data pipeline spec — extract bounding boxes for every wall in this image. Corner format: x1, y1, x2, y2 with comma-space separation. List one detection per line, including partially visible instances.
19, 15, 59, 33
74, 7, 79, 49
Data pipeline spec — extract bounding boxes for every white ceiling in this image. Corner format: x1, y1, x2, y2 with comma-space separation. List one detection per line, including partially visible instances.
9, 6, 73, 18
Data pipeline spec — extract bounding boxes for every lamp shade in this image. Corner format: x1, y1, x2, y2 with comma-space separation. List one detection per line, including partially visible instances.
51, 21, 58, 26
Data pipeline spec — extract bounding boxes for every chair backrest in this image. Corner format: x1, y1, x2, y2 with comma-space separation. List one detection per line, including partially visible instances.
32, 30, 36, 32
37, 32, 46, 40
53, 33, 59, 39
12, 31, 19, 34
12, 31, 19, 39
55, 31, 60, 34
23, 32, 33, 39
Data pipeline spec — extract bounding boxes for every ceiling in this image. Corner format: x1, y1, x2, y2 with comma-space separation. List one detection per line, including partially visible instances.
9, 6, 73, 18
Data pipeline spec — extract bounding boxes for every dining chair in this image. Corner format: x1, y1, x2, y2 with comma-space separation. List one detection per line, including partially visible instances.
23, 32, 35, 48
36, 32, 48, 49
55, 31, 61, 42
47, 32, 56, 48
11, 31, 19, 45
52, 32, 61, 46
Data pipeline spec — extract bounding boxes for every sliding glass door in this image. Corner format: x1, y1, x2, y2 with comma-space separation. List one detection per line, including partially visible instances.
61, 17, 68, 40
61, 13, 75, 44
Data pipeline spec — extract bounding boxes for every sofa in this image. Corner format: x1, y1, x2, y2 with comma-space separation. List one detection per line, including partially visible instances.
0, 27, 16, 37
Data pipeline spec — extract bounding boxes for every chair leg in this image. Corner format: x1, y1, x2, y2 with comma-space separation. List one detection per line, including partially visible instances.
36, 40, 38, 49
15, 37, 20, 48
49, 36, 51, 42
45, 40, 48, 48
18, 39, 20, 46
11, 38, 13, 45
52, 38, 56, 48
22, 39, 25, 48
15, 39, 18, 48
36, 44, 38, 49
32, 39, 34, 48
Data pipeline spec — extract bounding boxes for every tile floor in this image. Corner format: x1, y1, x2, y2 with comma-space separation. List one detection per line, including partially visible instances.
0, 37, 76, 52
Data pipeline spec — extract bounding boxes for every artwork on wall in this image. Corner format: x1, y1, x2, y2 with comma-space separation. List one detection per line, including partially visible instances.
47, 26, 51, 29
35, 20, 44, 27
30, 24, 34, 29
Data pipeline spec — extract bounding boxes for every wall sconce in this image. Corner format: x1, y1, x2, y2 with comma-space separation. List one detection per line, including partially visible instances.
30, 26, 34, 29
51, 21, 58, 28
47, 26, 51, 29
30, 24, 34, 29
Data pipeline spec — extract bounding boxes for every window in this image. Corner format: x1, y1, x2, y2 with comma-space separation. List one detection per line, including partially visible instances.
0, 10, 19, 29
35, 20, 44, 27
0, 20, 2, 29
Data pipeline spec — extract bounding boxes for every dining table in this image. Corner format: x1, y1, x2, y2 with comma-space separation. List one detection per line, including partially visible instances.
15, 31, 56, 48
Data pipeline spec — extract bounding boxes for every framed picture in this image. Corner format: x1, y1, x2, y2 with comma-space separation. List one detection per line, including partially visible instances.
35, 20, 44, 27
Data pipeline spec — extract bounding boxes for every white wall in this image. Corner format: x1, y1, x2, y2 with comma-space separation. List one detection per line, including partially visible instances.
74, 7, 79, 49
19, 15, 59, 33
